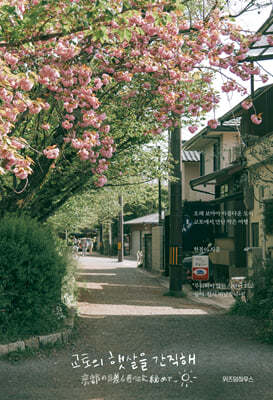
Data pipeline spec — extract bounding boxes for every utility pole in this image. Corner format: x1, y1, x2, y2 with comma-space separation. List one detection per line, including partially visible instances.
158, 175, 162, 224
99, 224, 104, 254
108, 222, 112, 256
168, 125, 183, 294
158, 146, 162, 225
118, 194, 124, 262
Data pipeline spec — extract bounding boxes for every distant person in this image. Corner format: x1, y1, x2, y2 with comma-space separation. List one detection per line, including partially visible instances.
72, 237, 79, 255
81, 238, 88, 256
93, 237, 97, 251
89, 239, 93, 255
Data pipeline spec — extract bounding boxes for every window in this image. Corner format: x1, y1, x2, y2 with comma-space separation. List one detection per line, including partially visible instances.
258, 186, 264, 209
220, 184, 229, 197
213, 142, 220, 171
264, 200, 273, 234
251, 223, 259, 247
200, 152, 205, 176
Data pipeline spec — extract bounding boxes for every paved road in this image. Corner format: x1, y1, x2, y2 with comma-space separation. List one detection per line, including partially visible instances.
1, 256, 272, 400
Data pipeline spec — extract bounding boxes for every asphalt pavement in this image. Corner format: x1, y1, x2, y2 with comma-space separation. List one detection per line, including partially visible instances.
0, 255, 272, 400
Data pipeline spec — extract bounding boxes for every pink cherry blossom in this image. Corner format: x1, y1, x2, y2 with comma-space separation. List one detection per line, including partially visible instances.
4, 53, 18, 66
41, 123, 50, 130
78, 149, 90, 160
43, 146, 60, 159
13, 167, 28, 180
11, 138, 25, 149
188, 126, 198, 134
207, 119, 218, 129
0, 3, 267, 183
62, 120, 73, 130
71, 139, 84, 149
20, 78, 34, 91
241, 100, 253, 110
250, 114, 262, 125
29, 103, 42, 114
94, 174, 107, 186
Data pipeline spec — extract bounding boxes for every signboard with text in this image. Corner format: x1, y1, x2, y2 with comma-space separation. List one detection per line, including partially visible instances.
192, 256, 209, 281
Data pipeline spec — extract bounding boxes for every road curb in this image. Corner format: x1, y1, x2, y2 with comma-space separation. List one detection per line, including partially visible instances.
0, 309, 76, 356
137, 267, 234, 311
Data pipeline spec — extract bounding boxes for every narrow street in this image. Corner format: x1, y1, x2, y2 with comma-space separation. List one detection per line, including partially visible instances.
1, 256, 273, 400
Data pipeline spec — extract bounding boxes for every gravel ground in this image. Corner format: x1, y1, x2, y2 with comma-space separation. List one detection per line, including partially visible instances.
0, 256, 272, 400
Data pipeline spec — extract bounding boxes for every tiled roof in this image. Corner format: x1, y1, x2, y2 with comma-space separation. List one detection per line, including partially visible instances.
218, 84, 273, 123
182, 150, 200, 162
244, 8, 273, 62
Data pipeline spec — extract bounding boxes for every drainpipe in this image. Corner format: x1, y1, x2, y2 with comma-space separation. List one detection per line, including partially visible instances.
261, 200, 266, 262
250, 65, 255, 99
118, 195, 124, 262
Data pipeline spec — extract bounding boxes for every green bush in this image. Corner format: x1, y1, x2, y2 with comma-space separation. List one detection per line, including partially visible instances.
230, 257, 273, 343
250, 258, 273, 318
61, 251, 78, 309
0, 214, 69, 340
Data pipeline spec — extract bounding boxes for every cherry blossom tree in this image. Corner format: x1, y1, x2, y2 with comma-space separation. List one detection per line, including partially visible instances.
0, 0, 267, 206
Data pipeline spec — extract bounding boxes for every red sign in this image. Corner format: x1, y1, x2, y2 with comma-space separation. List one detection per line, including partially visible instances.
192, 256, 209, 281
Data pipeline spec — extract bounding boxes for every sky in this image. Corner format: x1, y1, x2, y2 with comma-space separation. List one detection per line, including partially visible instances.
182, 4, 273, 141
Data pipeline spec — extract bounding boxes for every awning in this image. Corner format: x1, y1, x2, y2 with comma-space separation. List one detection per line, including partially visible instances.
182, 150, 200, 162
190, 163, 243, 188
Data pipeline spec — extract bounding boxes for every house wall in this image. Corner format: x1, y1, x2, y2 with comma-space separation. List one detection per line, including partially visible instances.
126, 224, 153, 259
245, 137, 273, 269
131, 230, 141, 258
202, 144, 216, 197
221, 132, 241, 169
182, 162, 213, 201
202, 131, 240, 172
248, 169, 273, 248
204, 142, 214, 174
152, 225, 164, 271
194, 131, 241, 197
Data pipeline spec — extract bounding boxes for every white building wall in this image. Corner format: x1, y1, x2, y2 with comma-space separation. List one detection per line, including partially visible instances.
152, 226, 164, 271
221, 132, 240, 169
182, 162, 213, 202
131, 230, 140, 259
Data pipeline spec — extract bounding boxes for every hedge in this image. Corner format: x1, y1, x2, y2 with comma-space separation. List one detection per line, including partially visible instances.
0, 214, 69, 339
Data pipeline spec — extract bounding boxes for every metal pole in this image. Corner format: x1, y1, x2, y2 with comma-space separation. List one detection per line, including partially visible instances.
158, 177, 162, 223
168, 125, 183, 294
118, 195, 124, 262
100, 224, 104, 254
158, 146, 162, 224
108, 222, 112, 256
251, 63, 255, 98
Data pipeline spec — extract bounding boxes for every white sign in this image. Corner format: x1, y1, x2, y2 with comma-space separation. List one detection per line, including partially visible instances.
192, 256, 209, 281
192, 255, 209, 268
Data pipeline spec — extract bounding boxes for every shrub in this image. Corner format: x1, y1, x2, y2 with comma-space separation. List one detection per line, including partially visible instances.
0, 214, 69, 340
230, 257, 273, 343
61, 250, 78, 309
